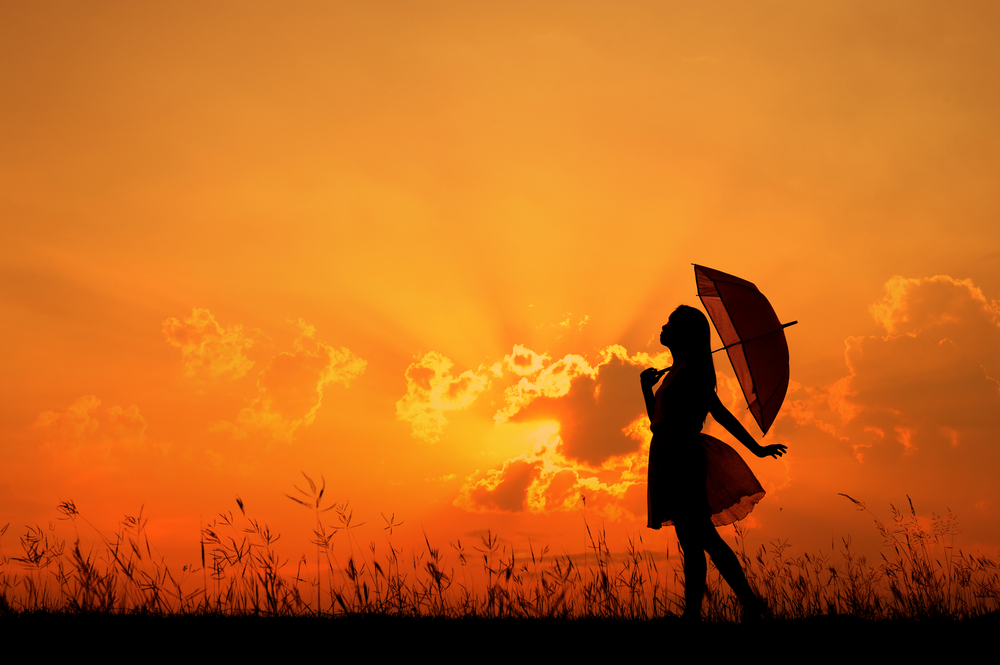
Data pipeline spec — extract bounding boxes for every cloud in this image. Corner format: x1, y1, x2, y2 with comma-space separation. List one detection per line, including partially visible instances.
455, 419, 650, 518
214, 321, 366, 442
460, 456, 544, 513
396, 352, 491, 443
494, 353, 597, 423
775, 275, 1000, 464
503, 344, 550, 376
538, 312, 591, 337
496, 345, 670, 467
34, 395, 148, 455
456, 344, 672, 518
555, 312, 590, 332
869, 275, 999, 336
393, 342, 670, 447
163, 308, 254, 381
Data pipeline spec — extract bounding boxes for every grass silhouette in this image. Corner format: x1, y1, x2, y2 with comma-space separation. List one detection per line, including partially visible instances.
1, 483, 998, 622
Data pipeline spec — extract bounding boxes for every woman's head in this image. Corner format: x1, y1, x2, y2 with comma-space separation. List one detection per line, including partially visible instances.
660, 305, 712, 361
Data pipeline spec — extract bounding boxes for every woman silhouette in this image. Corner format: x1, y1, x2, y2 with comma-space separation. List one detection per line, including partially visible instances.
641, 305, 786, 621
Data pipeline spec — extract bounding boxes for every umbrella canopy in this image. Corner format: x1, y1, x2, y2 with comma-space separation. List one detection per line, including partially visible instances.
694, 265, 795, 435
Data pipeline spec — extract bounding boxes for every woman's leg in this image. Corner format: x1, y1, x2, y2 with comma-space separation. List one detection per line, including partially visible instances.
673, 520, 707, 619
702, 526, 758, 608
678, 520, 762, 619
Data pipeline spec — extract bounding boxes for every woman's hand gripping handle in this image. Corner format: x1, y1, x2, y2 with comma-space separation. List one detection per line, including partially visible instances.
640, 367, 668, 422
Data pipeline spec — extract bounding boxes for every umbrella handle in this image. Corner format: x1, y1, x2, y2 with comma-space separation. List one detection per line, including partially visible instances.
711, 321, 798, 354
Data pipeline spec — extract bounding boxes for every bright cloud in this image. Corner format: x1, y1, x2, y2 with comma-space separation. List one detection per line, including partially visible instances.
869, 275, 999, 336
215, 321, 366, 442
496, 345, 670, 466
455, 419, 650, 519
394, 343, 670, 449
455, 344, 672, 518
163, 308, 255, 381
503, 344, 550, 376
396, 351, 491, 443
494, 353, 598, 426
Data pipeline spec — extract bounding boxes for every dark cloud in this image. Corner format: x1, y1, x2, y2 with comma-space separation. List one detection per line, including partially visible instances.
508, 352, 647, 467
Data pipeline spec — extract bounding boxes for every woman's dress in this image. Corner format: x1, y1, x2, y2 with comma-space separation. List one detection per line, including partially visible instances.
647, 361, 765, 529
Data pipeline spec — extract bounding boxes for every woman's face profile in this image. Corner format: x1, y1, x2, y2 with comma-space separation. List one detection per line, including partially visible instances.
659, 316, 676, 348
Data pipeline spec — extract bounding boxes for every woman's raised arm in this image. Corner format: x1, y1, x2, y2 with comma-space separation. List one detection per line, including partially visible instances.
640, 367, 667, 421
708, 393, 787, 459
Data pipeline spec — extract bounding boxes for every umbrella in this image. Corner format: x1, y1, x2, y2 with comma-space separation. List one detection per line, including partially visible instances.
694, 264, 796, 435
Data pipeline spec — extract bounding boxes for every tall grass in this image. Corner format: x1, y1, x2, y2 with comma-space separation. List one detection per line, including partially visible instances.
1, 486, 997, 620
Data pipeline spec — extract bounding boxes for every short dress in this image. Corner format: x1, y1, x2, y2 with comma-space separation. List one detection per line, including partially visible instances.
647, 361, 765, 529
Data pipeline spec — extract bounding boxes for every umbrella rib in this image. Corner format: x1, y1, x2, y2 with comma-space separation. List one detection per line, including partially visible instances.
711, 321, 798, 354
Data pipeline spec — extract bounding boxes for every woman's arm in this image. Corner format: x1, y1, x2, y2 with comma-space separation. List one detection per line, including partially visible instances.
708, 393, 787, 459
640, 368, 667, 421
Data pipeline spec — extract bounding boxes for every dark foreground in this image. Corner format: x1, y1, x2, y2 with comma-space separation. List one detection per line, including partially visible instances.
2, 612, 996, 658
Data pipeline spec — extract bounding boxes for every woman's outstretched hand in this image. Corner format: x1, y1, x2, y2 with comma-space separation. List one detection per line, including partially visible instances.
756, 443, 788, 459
640, 367, 668, 389
709, 394, 788, 460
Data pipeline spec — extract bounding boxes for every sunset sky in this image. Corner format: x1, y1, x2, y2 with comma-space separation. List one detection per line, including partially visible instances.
3, 1, 1000, 570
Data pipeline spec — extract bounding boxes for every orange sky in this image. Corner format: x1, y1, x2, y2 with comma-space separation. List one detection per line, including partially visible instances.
3, 1, 1000, 570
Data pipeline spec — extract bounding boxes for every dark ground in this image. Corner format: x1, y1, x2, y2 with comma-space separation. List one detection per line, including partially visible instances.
1, 612, 995, 659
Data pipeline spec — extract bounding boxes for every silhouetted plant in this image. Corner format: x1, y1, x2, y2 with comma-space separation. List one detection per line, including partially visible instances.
2, 492, 998, 620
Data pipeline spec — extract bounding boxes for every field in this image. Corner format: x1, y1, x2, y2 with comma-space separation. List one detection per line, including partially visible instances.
2, 486, 999, 654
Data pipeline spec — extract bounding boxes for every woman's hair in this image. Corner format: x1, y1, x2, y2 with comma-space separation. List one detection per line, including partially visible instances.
670, 305, 716, 390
